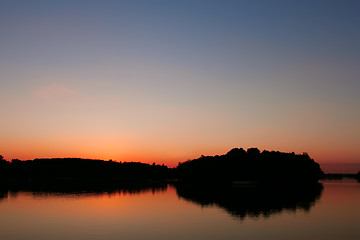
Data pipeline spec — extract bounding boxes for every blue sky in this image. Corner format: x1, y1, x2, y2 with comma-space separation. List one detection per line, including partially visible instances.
1, 0, 359, 170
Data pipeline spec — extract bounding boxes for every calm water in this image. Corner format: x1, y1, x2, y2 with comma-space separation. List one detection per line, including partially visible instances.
0, 180, 359, 240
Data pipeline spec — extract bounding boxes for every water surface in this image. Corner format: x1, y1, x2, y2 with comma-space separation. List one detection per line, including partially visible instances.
0, 180, 359, 240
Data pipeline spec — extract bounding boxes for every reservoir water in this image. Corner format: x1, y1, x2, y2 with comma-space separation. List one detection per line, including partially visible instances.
0, 179, 359, 240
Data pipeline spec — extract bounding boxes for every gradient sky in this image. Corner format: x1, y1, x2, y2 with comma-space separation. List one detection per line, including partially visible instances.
1, 0, 359, 170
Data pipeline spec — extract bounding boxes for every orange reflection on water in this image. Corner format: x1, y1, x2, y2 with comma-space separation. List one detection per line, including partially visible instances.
318, 180, 360, 217
0, 181, 359, 240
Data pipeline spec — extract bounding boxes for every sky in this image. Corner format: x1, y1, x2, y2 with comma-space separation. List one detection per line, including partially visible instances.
1, 0, 359, 171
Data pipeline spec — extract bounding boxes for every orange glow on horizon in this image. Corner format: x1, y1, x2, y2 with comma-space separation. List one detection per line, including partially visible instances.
1, 138, 359, 172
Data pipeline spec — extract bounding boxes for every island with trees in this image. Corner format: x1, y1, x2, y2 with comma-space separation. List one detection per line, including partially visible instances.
0, 148, 326, 190
176, 148, 323, 185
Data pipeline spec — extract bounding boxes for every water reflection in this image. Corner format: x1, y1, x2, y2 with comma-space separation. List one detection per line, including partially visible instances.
0, 190, 7, 202
175, 183, 323, 220
0, 181, 168, 200
0, 182, 323, 221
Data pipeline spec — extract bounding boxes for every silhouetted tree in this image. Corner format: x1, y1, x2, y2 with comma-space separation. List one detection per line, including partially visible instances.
176, 148, 323, 185
0, 158, 171, 189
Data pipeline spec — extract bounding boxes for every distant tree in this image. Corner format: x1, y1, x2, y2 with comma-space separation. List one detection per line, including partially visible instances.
247, 148, 260, 159
226, 148, 246, 158
0, 155, 9, 174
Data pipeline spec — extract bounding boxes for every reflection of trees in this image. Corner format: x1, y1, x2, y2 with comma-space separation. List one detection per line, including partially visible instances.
0, 190, 8, 202
0, 181, 324, 221
174, 182, 323, 220
0, 182, 168, 201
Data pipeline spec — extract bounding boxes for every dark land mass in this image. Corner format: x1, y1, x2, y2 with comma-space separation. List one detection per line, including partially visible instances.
0, 157, 170, 190
176, 148, 323, 186
0, 148, 328, 189
0, 148, 345, 220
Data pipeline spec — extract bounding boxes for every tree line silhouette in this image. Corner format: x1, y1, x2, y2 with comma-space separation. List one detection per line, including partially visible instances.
0, 148, 328, 189
0, 156, 170, 190
176, 148, 323, 185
